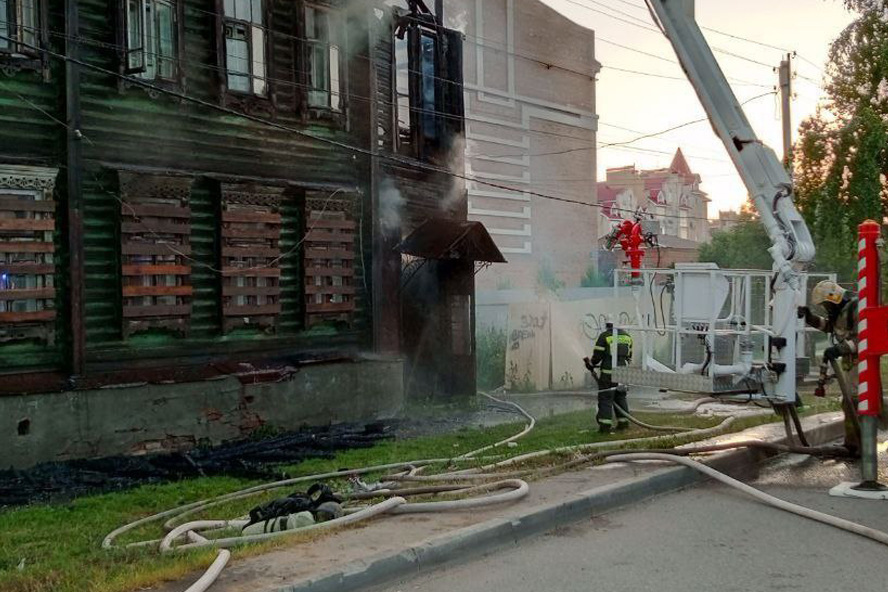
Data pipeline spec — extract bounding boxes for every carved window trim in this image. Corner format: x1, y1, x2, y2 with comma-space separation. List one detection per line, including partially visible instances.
0, 164, 58, 345
304, 192, 357, 329
219, 183, 283, 333
118, 171, 193, 338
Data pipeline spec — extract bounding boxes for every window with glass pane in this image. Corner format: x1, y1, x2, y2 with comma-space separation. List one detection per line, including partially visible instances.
306, 5, 341, 110
18, 0, 36, 48
419, 33, 437, 141
395, 36, 410, 144
0, 0, 42, 55
125, 0, 177, 80
223, 0, 266, 95
0, 0, 9, 51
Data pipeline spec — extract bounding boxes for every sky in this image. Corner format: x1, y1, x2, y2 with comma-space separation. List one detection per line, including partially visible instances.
538, 0, 856, 217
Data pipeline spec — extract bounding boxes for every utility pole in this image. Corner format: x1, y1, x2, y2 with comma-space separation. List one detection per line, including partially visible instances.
778, 53, 793, 173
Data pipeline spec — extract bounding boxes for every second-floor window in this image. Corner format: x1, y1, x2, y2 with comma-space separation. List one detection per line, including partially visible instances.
304, 5, 342, 111
124, 0, 178, 80
223, 0, 267, 96
0, 0, 40, 56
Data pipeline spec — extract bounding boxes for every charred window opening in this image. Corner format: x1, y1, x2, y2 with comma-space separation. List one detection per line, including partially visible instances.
394, 2, 463, 162
118, 172, 193, 339
219, 184, 283, 334
0, 166, 58, 347
304, 193, 357, 330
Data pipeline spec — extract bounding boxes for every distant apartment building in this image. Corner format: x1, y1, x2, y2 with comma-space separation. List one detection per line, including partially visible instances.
598, 149, 711, 243
447, 0, 600, 290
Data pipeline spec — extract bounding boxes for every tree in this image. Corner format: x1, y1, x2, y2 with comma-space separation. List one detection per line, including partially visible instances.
794, 0, 888, 282
698, 212, 775, 270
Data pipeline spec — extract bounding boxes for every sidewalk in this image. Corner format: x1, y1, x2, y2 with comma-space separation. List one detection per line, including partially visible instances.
151, 412, 845, 592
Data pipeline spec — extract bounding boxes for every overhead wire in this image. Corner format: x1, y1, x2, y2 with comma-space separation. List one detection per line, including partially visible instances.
16, 21, 763, 166
3, 33, 730, 230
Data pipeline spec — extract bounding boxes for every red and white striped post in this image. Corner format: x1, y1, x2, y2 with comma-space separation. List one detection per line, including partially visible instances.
857, 220, 887, 488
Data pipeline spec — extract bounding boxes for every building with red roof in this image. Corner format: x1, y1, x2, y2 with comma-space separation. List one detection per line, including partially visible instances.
597, 149, 711, 244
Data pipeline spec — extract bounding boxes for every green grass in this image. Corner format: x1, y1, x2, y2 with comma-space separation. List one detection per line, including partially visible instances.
0, 400, 838, 592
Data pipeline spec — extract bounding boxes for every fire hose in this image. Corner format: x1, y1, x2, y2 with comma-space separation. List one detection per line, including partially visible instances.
102, 394, 882, 592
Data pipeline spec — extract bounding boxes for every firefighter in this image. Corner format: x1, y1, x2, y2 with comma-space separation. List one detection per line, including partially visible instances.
797, 280, 862, 451
798, 280, 858, 364
584, 323, 633, 434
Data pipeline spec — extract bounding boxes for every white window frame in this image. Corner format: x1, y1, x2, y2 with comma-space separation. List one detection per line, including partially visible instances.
124, 0, 179, 81
305, 4, 343, 111
223, 0, 267, 96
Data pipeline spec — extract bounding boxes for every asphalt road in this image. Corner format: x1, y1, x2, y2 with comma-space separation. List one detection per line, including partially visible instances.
376, 455, 888, 592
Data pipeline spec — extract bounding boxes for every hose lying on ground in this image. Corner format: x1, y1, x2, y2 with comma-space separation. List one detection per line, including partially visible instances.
607, 453, 888, 548
613, 402, 695, 432
102, 394, 847, 592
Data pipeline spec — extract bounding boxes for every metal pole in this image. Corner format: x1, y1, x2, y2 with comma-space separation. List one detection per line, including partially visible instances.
856, 220, 885, 490
779, 53, 793, 173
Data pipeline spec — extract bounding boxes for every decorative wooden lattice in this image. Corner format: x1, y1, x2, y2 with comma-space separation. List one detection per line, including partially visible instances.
0, 183, 57, 344
119, 172, 193, 337
220, 185, 284, 332
304, 194, 357, 328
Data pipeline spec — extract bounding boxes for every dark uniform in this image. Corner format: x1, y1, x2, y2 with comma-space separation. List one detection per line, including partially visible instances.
799, 291, 862, 451
584, 324, 633, 433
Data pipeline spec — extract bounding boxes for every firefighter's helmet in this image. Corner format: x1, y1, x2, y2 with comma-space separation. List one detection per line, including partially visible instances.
811, 280, 846, 307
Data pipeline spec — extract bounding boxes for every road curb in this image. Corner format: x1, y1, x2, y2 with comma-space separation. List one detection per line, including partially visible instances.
276, 417, 845, 592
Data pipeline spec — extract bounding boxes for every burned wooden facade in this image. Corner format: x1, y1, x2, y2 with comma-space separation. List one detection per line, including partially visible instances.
0, 0, 495, 415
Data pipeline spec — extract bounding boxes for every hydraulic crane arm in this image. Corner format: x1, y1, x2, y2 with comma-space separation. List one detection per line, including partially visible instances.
645, 0, 815, 276
644, 0, 815, 402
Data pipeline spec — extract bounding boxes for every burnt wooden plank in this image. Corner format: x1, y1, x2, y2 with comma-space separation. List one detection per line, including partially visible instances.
123, 304, 192, 318
305, 266, 355, 277
221, 226, 281, 240
305, 230, 355, 244
222, 285, 281, 297
0, 242, 55, 253
122, 285, 193, 297
0, 288, 56, 301
122, 242, 192, 256
122, 264, 191, 276
121, 221, 191, 236
124, 204, 192, 219
307, 302, 356, 313
222, 211, 282, 224
222, 304, 282, 316
304, 285, 357, 296
221, 268, 282, 278
0, 263, 55, 275
0, 310, 56, 323
222, 246, 281, 258
308, 219, 356, 231
0, 219, 55, 232
0, 198, 56, 212
305, 248, 356, 261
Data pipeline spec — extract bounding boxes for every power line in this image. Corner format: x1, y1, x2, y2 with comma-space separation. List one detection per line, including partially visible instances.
565, 0, 780, 70
24, 23, 751, 166
1, 33, 724, 227
476, 92, 777, 160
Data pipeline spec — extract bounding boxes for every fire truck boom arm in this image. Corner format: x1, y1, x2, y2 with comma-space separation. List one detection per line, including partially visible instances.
644, 0, 813, 403
645, 0, 815, 278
